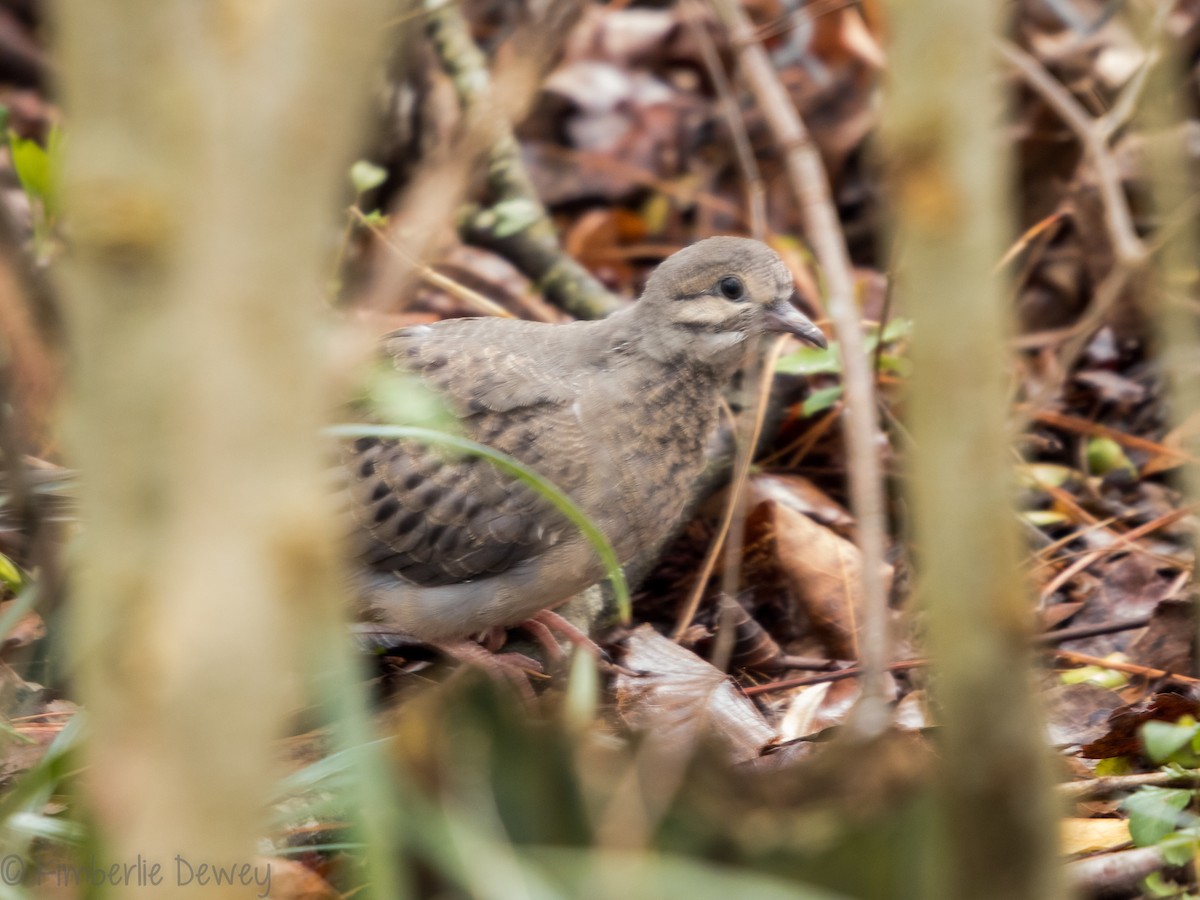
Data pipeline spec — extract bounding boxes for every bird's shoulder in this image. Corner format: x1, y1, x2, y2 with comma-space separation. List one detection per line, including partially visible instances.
382, 315, 623, 414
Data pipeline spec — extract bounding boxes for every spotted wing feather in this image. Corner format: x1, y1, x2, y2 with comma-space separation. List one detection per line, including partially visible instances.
346, 319, 595, 587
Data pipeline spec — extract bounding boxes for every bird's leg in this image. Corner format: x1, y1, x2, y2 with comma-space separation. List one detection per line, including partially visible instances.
432, 638, 545, 676
478, 625, 508, 652
525, 610, 603, 656
518, 615, 569, 665
518, 609, 647, 677
431, 638, 545, 703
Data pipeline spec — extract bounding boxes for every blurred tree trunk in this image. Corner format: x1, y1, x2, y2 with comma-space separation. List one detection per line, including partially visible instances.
1137, 13, 1200, 671
55, 2, 391, 893
879, 3, 1065, 899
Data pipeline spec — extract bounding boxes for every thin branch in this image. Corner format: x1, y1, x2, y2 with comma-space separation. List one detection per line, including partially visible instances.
426, 1, 619, 320
1067, 847, 1165, 899
998, 40, 1146, 269
350, 207, 521, 319
1099, 45, 1159, 139
1056, 648, 1200, 685
743, 657, 930, 697
1033, 615, 1152, 646
1060, 768, 1200, 801
681, 0, 767, 241
1039, 506, 1194, 600
709, 0, 891, 735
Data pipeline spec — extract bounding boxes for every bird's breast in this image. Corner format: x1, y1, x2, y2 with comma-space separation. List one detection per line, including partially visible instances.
569, 368, 720, 560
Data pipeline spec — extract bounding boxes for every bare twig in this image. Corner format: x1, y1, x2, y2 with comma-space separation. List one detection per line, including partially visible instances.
1067, 847, 1165, 899
426, 1, 619, 320
709, 0, 891, 735
1099, 45, 1160, 139
1039, 506, 1194, 600
350, 207, 519, 319
998, 41, 1145, 269
1003, 9, 1177, 425
742, 657, 931, 697
1056, 649, 1200, 685
998, 40, 1153, 418
1033, 615, 1152, 646
1059, 768, 1200, 801
672, 338, 786, 643
681, 0, 767, 241
1023, 407, 1200, 465
1131, 0, 1200, 677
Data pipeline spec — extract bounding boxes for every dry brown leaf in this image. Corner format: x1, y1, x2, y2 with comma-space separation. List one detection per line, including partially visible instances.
894, 690, 933, 731
1040, 600, 1085, 631
1060, 817, 1131, 856
256, 857, 340, 900
1131, 598, 1194, 675
761, 500, 894, 660
1043, 683, 1126, 747
812, 6, 886, 71
1144, 409, 1200, 475
1081, 693, 1200, 759
777, 682, 832, 741
776, 678, 861, 740
1060, 555, 1180, 658
0, 597, 44, 652
749, 473, 854, 530
616, 624, 777, 763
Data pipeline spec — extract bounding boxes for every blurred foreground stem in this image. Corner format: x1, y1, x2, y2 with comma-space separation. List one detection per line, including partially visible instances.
56, 2, 394, 895
880, 1, 1064, 897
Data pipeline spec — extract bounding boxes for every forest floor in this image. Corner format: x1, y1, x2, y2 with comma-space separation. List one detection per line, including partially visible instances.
0, 1, 1197, 898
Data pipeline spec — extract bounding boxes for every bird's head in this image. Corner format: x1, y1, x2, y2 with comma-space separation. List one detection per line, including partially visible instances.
634, 236, 827, 371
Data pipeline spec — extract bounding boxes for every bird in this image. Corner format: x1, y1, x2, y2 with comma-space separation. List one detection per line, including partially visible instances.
344, 236, 827, 647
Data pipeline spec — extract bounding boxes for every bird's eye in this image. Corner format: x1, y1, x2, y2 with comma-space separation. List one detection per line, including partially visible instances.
718, 276, 745, 301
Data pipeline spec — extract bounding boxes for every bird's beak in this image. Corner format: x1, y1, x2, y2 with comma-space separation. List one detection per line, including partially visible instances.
764, 294, 828, 349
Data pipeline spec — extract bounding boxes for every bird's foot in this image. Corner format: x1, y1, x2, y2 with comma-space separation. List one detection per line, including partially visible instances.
431, 638, 545, 703
518, 610, 604, 661
519, 610, 640, 677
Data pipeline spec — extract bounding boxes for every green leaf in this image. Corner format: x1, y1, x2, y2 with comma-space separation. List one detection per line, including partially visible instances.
1086, 436, 1135, 476
1094, 756, 1134, 777
776, 319, 911, 378
776, 345, 841, 376
349, 159, 387, 195
1022, 510, 1070, 527
876, 353, 911, 376
1143, 720, 1200, 764
491, 198, 542, 238
0, 552, 21, 591
1143, 870, 1178, 896
1122, 786, 1193, 846
5, 812, 86, 846
361, 366, 457, 432
327, 424, 631, 622
1159, 828, 1200, 867
1059, 664, 1127, 689
9, 133, 50, 204
879, 317, 913, 343
1017, 463, 1078, 490
801, 386, 844, 417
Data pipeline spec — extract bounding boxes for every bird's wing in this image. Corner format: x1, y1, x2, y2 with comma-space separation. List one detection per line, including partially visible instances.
381, 318, 591, 413
346, 318, 598, 587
